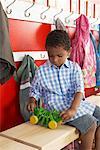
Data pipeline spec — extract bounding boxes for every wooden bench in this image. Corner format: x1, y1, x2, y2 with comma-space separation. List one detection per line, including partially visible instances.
86, 95, 100, 107
0, 135, 37, 150
1, 95, 99, 150
0, 123, 79, 150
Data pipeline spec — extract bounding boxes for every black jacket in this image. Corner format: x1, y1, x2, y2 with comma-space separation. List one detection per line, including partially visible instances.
0, 2, 16, 84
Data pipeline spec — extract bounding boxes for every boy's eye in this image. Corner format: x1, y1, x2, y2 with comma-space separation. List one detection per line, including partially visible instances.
58, 55, 62, 57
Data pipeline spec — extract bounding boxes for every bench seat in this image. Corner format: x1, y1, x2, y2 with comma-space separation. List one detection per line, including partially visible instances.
1, 122, 79, 150
86, 95, 100, 107
0, 135, 37, 150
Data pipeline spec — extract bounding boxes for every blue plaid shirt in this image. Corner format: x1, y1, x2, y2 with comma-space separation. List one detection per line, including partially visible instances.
29, 59, 96, 121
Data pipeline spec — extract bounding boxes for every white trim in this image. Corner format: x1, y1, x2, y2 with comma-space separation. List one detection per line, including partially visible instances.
20, 82, 31, 89
13, 51, 48, 62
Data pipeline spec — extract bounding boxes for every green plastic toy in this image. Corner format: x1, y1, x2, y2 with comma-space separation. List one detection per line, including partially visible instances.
30, 107, 62, 129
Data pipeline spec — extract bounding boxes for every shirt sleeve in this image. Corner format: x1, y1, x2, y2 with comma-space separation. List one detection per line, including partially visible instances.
29, 69, 42, 101
74, 63, 84, 94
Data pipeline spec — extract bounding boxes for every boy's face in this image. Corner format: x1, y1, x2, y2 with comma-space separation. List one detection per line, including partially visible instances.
47, 46, 69, 67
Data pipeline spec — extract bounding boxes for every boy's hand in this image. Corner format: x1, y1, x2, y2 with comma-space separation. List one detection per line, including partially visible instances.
27, 98, 36, 112
60, 108, 76, 121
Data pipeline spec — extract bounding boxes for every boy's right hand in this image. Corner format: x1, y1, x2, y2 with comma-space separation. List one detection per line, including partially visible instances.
27, 98, 36, 112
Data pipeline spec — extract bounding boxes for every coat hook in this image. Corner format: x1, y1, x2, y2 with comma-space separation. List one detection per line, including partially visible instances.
40, 53, 45, 59
73, 20, 76, 25
91, 18, 98, 25
53, 8, 63, 23
40, 6, 50, 20
24, 1, 35, 17
6, 0, 16, 14
91, 18, 98, 28
73, 16, 80, 25
65, 11, 74, 24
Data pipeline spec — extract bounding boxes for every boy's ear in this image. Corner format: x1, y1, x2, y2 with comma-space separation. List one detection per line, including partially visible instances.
67, 48, 72, 58
68, 47, 72, 53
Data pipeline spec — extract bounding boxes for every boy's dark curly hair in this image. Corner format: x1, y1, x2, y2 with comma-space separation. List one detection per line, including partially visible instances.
45, 30, 71, 51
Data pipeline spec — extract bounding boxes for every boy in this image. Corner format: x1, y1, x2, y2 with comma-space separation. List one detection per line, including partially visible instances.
27, 30, 100, 150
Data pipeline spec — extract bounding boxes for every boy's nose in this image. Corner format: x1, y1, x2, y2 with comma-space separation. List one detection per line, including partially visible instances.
53, 56, 58, 63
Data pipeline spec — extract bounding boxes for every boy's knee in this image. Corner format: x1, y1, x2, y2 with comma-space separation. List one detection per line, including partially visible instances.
82, 114, 97, 134
87, 115, 97, 130
90, 121, 97, 130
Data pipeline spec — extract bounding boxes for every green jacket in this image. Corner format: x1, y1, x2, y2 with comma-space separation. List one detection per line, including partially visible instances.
14, 55, 37, 121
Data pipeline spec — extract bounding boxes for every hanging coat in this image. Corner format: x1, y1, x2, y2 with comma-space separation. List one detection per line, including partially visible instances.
96, 24, 100, 87
55, 18, 68, 32
70, 14, 96, 88
0, 2, 16, 84
14, 55, 37, 121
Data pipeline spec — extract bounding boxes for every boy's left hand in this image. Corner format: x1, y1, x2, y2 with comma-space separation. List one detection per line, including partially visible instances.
60, 108, 76, 121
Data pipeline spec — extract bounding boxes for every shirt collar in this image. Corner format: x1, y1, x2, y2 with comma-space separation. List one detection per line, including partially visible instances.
47, 59, 69, 68
64, 59, 69, 68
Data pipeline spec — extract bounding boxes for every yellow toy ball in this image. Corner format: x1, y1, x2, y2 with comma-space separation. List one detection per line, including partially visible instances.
48, 120, 57, 129
30, 115, 38, 124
